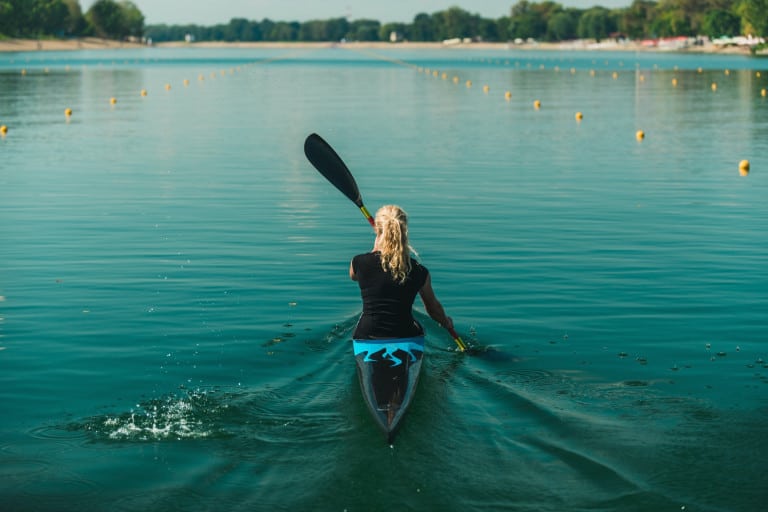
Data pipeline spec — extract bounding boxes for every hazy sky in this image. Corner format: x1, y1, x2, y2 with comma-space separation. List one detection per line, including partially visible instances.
81, 0, 630, 25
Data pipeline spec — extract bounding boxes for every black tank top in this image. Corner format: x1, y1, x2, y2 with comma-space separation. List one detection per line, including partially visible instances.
351, 252, 429, 339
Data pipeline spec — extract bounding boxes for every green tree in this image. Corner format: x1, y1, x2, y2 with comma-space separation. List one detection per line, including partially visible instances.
324, 17, 350, 41
85, 0, 144, 39
547, 10, 579, 40
34, 0, 70, 35
3, 0, 31, 36
577, 7, 617, 40
225, 18, 259, 41
509, 1, 548, 40
477, 18, 500, 41
87, 0, 123, 38
62, 0, 87, 35
266, 21, 299, 41
618, 0, 657, 39
738, 0, 768, 36
119, 0, 144, 37
348, 19, 381, 41
298, 20, 326, 41
649, 6, 691, 36
0, 1, 15, 36
702, 8, 741, 37
495, 16, 512, 40
410, 13, 434, 41
379, 22, 408, 41
435, 6, 478, 39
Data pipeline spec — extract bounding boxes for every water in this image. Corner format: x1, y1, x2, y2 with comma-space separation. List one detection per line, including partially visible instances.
1, 46, 767, 511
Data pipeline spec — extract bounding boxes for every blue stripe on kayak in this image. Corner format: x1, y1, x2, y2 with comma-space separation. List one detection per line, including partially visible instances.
353, 337, 425, 367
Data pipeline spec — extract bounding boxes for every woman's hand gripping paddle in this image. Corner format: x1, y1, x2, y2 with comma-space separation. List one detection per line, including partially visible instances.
303, 133, 468, 352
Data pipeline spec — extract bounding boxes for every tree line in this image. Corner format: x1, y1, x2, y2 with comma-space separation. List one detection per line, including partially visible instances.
0, 0, 143, 40
2, 0, 766, 44
145, 0, 766, 44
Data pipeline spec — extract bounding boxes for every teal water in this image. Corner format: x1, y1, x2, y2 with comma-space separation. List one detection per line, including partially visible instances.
1, 46, 767, 511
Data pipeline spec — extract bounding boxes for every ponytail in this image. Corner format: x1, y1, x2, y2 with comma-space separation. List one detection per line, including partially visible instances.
375, 205, 413, 284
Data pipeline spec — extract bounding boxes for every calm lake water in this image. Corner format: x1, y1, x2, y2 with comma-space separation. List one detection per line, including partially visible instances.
1, 46, 767, 511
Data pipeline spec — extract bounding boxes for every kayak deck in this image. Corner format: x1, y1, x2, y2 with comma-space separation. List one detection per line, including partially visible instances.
353, 337, 424, 443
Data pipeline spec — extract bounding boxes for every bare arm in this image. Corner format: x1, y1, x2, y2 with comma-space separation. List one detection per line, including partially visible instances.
418, 274, 454, 331
349, 260, 358, 281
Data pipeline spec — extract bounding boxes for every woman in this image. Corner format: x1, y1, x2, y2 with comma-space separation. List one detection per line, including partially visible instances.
350, 205, 454, 340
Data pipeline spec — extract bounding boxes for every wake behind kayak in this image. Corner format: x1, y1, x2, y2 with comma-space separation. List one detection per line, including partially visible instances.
353, 337, 424, 443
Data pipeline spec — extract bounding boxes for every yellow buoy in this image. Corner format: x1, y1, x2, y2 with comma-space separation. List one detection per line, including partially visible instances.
452, 76, 459, 84
110, 97, 117, 105
482, 84, 489, 93
711, 82, 717, 91
466, 80, 472, 88
534, 100, 541, 109
183, 79, 190, 86
64, 108, 72, 116
570, 68, 576, 75
724, 69, 730, 76
199, 74, 204, 81
697, 67, 703, 73
165, 83, 171, 91
612, 72, 618, 79
432, 70, 438, 77
141, 89, 147, 96
441, 72, 447, 80
636, 130, 645, 141
504, 91, 512, 100
739, 160, 750, 176
21, 69, 27, 76
0, 125, 7, 136
575, 111, 583, 121
589, 69, 596, 77
756, 72, 761, 78
762, 88, 767, 97
672, 78, 678, 87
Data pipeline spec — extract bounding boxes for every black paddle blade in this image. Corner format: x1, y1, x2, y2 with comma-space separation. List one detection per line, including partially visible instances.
304, 133, 363, 207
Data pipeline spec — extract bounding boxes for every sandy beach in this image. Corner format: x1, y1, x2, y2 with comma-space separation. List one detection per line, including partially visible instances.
0, 37, 759, 55
0, 37, 148, 52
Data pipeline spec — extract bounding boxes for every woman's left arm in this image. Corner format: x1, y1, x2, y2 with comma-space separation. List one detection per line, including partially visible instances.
418, 274, 453, 330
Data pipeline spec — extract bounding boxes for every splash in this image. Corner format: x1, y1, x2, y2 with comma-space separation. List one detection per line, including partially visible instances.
73, 389, 232, 442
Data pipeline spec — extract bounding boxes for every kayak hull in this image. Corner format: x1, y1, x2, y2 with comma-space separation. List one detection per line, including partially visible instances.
353, 337, 425, 443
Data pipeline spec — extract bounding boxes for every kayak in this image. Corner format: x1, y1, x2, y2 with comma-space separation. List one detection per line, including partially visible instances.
353, 336, 425, 443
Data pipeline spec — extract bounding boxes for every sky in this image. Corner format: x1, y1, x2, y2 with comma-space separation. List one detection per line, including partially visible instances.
81, 0, 631, 26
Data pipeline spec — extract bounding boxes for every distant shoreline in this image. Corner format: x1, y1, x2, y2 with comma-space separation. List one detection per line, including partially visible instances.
0, 37, 760, 55
0, 37, 146, 52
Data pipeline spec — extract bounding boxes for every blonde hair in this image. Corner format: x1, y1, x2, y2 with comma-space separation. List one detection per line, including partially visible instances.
375, 205, 413, 284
